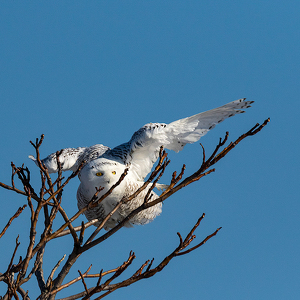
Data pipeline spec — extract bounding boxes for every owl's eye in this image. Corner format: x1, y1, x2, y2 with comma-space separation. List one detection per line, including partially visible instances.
112, 171, 116, 175
96, 172, 103, 176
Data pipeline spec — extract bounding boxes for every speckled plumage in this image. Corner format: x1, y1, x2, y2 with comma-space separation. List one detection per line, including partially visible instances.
29, 98, 253, 230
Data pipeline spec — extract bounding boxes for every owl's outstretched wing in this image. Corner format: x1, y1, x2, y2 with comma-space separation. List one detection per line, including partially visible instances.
105, 98, 253, 180
29, 144, 110, 173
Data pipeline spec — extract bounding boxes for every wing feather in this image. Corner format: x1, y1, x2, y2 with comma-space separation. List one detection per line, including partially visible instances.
106, 98, 253, 180
29, 144, 110, 173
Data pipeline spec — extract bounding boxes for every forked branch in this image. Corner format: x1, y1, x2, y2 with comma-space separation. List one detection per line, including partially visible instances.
56, 214, 219, 300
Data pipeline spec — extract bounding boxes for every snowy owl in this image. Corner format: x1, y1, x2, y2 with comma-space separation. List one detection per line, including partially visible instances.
29, 98, 253, 230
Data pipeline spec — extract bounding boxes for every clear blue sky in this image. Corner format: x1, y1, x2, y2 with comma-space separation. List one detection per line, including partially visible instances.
0, 1, 299, 299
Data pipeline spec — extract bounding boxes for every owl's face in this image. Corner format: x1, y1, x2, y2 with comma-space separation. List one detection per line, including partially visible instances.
79, 158, 126, 189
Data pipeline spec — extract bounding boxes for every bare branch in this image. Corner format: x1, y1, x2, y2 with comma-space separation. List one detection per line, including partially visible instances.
34, 246, 46, 292
53, 219, 99, 239
49, 253, 135, 299
6, 236, 21, 276
29, 136, 81, 245
79, 222, 85, 245
0, 205, 27, 239
17, 189, 43, 285
143, 158, 169, 203
50, 265, 121, 295
183, 213, 205, 245
96, 270, 103, 287
81, 252, 136, 300
177, 226, 222, 256
0, 181, 40, 202
46, 255, 66, 288
62, 215, 220, 300
78, 270, 89, 297
15, 286, 30, 300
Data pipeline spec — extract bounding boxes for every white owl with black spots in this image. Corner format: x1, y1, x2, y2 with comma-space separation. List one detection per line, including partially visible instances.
29, 99, 253, 230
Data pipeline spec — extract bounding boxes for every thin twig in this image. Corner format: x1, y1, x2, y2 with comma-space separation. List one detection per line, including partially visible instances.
0, 205, 27, 239
53, 219, 99, 239
50, 266, 119, 295
177, 227, 222, 256
46, 255, 66, 288
78, 270, 89, 297
5, 236, 20, 275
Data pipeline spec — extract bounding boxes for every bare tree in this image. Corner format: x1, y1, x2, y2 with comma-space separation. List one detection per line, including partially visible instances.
0, 118, 269, 300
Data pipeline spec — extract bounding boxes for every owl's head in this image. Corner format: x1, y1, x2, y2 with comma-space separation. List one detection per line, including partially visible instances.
79, 158, 126, 189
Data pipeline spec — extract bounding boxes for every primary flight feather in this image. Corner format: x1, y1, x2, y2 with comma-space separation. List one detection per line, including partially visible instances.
29, 98, 253, 230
